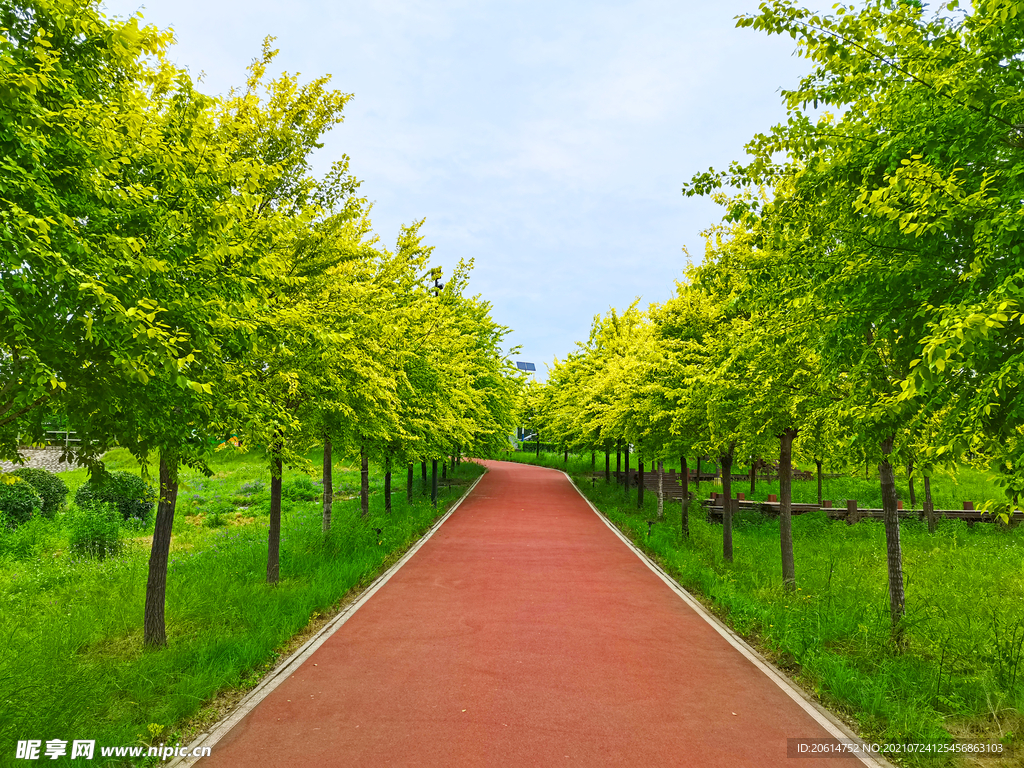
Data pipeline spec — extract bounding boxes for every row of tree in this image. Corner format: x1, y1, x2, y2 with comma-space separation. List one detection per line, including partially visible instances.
522, 0, 1023, 643
0, 0, 523, 646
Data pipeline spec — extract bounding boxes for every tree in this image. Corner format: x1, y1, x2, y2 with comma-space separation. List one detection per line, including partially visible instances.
0, 1, 193, 458
680, 0, 1024, 630
703, 0, 1024, 517
73, 38, 357, 637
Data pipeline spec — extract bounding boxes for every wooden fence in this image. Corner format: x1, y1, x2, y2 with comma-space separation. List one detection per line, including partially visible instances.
597, 468, 1020, 525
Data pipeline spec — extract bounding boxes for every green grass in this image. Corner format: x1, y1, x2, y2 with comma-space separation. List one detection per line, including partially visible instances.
509, 450, 1023, 766
0, 448, 482, 766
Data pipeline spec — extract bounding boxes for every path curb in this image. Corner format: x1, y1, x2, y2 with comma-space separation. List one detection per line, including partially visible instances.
563, 471, 895, 768
167, 470, 486, 768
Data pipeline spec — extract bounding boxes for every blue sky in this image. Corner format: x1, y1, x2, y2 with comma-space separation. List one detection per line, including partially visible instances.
101, 0, 819, 378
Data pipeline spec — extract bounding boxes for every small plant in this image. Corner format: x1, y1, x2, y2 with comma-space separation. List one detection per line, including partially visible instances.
283, 474, 320, 502
75, 471, 155, 522
68, 503, 122, 559
0, 476, 42, 527
204, 499, 234, 528
238, 480, 265, 496
0, 516, 59, 560
9, 467, 68, 518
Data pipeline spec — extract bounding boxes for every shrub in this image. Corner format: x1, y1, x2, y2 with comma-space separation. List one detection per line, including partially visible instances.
68, 503, 122, 559
75, 471, 155, 522
0, 477, 42, 527
9, 468, 68, 518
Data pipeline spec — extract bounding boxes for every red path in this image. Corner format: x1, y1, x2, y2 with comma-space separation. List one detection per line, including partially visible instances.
195, 461, 874, 767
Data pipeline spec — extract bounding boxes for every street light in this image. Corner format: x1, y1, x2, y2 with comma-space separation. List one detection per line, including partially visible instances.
429, 269, 444, 507
515, 361, 537, 454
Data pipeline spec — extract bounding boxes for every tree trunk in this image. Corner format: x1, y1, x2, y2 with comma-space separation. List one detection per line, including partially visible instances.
431, 459, 438, 508
749, 461, 756, 496
360, 446, 370, 517
779, 429, 797, 590
615, 443, 621, 481
442, 459, 447, 480
267, 446, 283, 583
322, 437, 333, 533
421, 460, 427, 489
143, 449, 179, 648
721, 448, 734, 563
680, 456, 689, 538
605, 445, 610, 482
657, 459, 664, 519
696, 457, 701, 491
536, 432, 540, 457
816, 458, 823, 508
908, 460, 916, 507
563, 447, 568, 465
407, 463, 414, 503
879, 436, 906, 638
924, 475, 935, 533
624, 444, 630, 496
637, 460, 645, 509
384, 453, 392, 514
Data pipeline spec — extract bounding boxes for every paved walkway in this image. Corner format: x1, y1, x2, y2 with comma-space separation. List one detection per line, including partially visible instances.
0, 447, 80, 473
194, 461, 876, 767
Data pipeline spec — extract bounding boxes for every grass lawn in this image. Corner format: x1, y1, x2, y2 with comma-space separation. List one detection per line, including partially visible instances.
0, 447, 483, 765
509, 450, 1023, 767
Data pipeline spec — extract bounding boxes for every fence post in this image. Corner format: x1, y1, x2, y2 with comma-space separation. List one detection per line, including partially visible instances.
846, 499, 859, 525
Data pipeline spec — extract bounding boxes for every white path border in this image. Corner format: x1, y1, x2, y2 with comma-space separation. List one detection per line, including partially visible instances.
168, 471, 486, 768
563, 471, 893, 768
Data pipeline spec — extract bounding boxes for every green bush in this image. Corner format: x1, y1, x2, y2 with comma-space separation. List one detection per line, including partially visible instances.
9, 468, 68, 518
74, 471, 155, 522
68, 503, 122, 559
0, 477, 42, 527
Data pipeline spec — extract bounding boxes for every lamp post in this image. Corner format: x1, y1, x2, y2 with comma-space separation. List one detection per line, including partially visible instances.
429, 272, 444, 509
515, 361, 536, 457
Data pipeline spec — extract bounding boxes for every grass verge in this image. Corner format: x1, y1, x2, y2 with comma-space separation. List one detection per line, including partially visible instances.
0, 448, 483, 766
508, 450, 1023, 768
